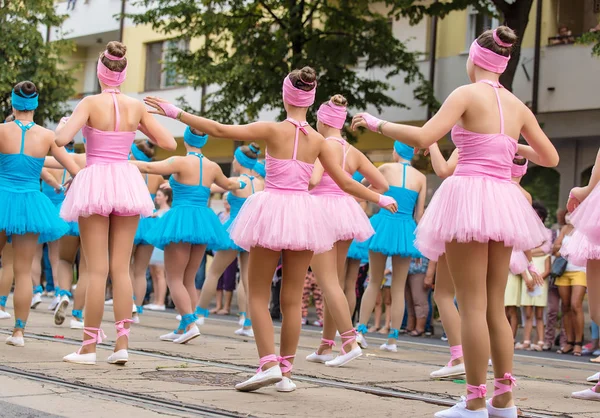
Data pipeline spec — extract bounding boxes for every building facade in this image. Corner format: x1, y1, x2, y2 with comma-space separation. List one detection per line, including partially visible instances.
53, 0, 600, 209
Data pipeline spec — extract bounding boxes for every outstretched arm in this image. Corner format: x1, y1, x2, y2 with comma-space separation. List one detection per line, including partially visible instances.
429, 144, 458, 179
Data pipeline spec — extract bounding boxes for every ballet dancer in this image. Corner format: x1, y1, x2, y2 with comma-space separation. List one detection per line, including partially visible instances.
133, 126, 237, 343
57, 41, 176, 365
306, 94, 387, 367
563, 147, 600, 400
344, 201, 371, 319
355, 141, 426, 352
194, 141, 264, 337
143, 66, 397, 392
130, 140, 167, 323
1, 81, 80, 347
352, 26, 558, 417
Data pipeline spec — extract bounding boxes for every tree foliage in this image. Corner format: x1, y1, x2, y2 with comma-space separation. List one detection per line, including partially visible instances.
0, 0, 77, 124
578, 31, 600, 57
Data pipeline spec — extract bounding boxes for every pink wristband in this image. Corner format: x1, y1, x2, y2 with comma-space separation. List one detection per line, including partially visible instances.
361, 113, 383, 132
378, 195, 396, 208
158, 102, 183, 119
527, 263, 539, 275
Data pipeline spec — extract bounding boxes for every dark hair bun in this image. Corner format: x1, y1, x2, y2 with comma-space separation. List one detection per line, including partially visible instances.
496, 26, 517, 46
13, 81, 38, 98
106, 41, 127, 58
330, 94, 347, 107
289, 66, 317, 91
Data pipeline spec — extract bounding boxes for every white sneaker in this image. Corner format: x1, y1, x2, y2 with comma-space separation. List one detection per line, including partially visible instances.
6, 335, 24, 347
379, 343, 397, 353
435, 398, 489, 417
572, 387, 600, 401
31, 293, 42, 309
70, 319, 84, 329
175, 314, 182, 321
53, 295, 70, 326
0, 310, 11, 320
107, 349, 129, 365
275, 376, 296, 392
587, 372, 600, 383
234, 327, 254, 338
160, 331, 180, 342
356, 333, 368, 349
325, 347, 363, 368
144, 304, 166, 311
173, 325, 200, 344
63, 351, 96, 365
105, 299, 113, 306
48, 296, 60, 311
486, 399, 517, 418
238, 314, 246, 326
488, 359, 493, 367
132, 303, 137, 314
195, 316, 205, 326
431, 362, 466, 378
235, 365, 283, 392
306, 351, 335, 364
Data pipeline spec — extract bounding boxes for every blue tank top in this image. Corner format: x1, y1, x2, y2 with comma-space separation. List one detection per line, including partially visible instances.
381, 163, 418, 219
0, 121, 44, 193
227, 174, 255, 220
169, 152, 210, 207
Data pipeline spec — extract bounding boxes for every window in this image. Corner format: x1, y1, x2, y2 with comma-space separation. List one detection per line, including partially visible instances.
144, 39, 188, 91
465, 5, 499, 50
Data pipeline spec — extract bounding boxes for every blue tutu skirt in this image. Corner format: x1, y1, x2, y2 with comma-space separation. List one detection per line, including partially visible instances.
56, 202, 79, 238
147, 206, 228, 250
0, 189, 68, 244
348, 238, 370, 263
212, 216, 244, 252
134, 216, 157, 246
368, 213, 422, 258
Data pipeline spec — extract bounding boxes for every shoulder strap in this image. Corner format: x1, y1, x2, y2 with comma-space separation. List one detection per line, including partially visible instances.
325, 136, 348, 171
61, 169, 67, 184
402, 162, 408, 189
240, 173, 255, 193
102, 89, 121, 132
478, 80, 504, 135
285, 118, 309, 160
13, 120, 35, 154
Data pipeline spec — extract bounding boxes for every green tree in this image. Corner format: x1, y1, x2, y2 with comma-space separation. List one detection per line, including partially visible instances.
578, 31, 600, 57
0, 0, 77, 124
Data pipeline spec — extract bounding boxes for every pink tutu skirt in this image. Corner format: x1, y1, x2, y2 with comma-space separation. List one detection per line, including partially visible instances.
61, 162, 154, 222
570, 185, 600, 245
229, 190, 335, 253
509, 251, 528, 275
313, 194, 374, 242
415, 176, 547, 261
561, 229, 600, 267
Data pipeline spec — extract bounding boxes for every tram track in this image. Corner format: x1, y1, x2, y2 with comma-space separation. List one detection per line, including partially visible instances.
0, 330, 562, 418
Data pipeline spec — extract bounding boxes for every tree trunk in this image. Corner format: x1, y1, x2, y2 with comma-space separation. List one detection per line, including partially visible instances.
288, 0, 305, 68
493, 0, 534, 92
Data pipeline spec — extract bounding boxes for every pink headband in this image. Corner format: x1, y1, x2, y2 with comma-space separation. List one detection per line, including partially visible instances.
469, 40, 510, 74
492, 29, 512, 48
97, 51, 127, 87
511, 158, 528, 178
317, 100, 347, 129
282, 75, 316, 107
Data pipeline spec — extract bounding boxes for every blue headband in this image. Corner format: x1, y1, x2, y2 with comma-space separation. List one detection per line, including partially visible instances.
394, 141, 414, 161
130, 144, 152, 162
234, 147, 257, 170
11, 89, 39, 111
352, 171, 364, 183
249, 144, 261, 155
253, 161, 266, 177
183, 126, 208, 148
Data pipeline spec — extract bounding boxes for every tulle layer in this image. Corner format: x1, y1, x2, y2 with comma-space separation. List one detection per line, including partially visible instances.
315, 194, 374, 242
134, 216, 158, 246
509, 251, 528, 275
60, 163, 154, 222
561, 229, 600, 267
56, 202, 79, 237
0, 189, 68, 243
570, 186, 600, 245
212, 216, 244, 252
146, 205, 228, 250
369, 213, 421, 257
229, 190, 335, 254
415, 176, 547, 261
347, 238, 370, 263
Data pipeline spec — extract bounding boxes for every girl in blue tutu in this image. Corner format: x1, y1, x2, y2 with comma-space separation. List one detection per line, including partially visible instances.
0, 81, 80, 347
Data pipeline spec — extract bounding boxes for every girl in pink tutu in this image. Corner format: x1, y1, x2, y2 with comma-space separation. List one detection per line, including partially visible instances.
305, 94, 387, 368
144, 66, 397, 393
56, 41, 176, 365
352, 26, 558, 418
563, 149, 600, 400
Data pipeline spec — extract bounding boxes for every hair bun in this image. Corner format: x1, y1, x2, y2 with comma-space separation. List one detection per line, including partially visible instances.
106, 41, 127, 58
299, 66, 316, 85
496, 26, 517, 47
330, 94, 347, 107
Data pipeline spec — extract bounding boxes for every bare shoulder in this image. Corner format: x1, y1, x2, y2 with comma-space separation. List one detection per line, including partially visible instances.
409, 165, 426, 179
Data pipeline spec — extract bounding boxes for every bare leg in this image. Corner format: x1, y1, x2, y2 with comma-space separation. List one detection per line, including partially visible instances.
10, 234, 38, 338
434, 255, 461, 360
521, 306, 534, 346
48, 241, 60, 290
149, 265, 167, 306
0, 243, 14, 312
505, 306, 519, 340
408, 273, 428, 334
486, 241, 516, 409
79, 215, 110, 355
57, 236, 80, 294
535, 307, 545, 345
571, 285, 587, 354
238, 252, 252, 327
183, 245, 206, 311
371, 291, 383, 332
197, 250, 237, 315
280, 249, 314, 377
73, 249, 87, 313
380, 287, 391, 333
446, 241, 491, 412
405, 279, 416, 331
358, 252, 386, 332
558, 285, 574, 352
587, 260, 600, 393
387, 256, 411, 344
132, 245, 153, 311
164, 243, 193, 318
344, 258, 360, 317
247, 246, 282, 369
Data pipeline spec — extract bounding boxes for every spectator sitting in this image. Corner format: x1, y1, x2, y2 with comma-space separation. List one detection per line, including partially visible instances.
550, 25, 575, 45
